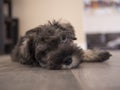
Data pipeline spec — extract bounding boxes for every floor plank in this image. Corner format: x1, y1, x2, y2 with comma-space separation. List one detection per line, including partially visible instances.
72, 51, 120, 90
0, 56, 81, 90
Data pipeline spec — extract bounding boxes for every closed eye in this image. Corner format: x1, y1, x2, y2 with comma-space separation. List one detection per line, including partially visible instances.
60, 35, 67, 44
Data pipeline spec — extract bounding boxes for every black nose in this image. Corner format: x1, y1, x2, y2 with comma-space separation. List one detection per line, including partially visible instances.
64, 57, 72, 65
72, 37, 77, 40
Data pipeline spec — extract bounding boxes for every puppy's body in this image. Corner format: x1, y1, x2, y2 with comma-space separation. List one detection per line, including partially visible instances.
11, 21, 111, 70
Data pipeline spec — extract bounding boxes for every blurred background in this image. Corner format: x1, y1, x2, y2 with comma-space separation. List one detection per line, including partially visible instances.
0, 0, 120, 55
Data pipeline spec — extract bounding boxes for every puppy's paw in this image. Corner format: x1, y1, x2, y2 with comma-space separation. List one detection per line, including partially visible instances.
97, 51, 112, 62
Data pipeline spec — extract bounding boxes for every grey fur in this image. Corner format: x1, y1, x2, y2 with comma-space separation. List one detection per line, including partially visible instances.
11, 20, 111, 70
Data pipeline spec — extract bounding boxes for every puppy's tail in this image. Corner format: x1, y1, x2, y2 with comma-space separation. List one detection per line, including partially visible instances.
82, 49, 112, 62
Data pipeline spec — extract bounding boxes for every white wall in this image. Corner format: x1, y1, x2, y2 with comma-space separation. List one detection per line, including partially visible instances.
84, 14, 120, 33
13, 0, 86, 49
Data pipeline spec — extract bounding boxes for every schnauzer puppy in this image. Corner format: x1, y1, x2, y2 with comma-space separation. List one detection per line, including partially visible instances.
11, 20, 112, 70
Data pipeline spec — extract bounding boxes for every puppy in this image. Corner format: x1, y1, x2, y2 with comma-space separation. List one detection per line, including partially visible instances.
11, 20, 111, 70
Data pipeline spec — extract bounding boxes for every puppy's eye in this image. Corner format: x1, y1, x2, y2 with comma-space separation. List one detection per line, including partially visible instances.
62, 35, 66, 40
61, 35, 67, 43
64, 57, 72, 65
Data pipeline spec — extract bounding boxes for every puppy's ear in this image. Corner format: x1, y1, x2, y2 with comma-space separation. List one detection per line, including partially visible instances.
11, 36, 25, 62
62, 23, 74, 30
16, 36, 34, 65
61, 23, 77, 40
25, 27, 40, 38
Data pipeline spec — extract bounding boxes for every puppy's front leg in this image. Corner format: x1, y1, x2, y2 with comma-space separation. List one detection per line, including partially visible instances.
82, 49, 112, 62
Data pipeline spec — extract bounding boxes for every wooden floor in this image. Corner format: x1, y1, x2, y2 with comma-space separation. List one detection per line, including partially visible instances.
0, 51, 120, 90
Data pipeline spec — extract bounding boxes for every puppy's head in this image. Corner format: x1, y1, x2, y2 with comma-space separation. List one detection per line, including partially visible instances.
25, 20, 81, 69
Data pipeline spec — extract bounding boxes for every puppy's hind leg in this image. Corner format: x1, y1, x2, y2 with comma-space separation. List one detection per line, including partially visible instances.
82, 49, 112, 62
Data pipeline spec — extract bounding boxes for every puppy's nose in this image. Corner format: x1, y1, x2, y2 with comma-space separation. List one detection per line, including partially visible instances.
64, 57, 72, 65
72, 37, 77, 40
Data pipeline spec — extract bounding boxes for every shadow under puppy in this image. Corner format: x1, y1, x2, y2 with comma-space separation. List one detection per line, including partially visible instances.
11, 20, 112, 70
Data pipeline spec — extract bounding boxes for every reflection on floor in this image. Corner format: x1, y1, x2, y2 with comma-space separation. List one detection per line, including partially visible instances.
0, 51, 120, 90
